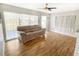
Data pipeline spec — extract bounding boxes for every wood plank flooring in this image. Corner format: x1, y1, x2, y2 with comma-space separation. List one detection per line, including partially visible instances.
5, 32, 76, 56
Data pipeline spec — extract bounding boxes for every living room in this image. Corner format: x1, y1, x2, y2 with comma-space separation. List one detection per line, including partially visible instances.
0, 3, 79, 56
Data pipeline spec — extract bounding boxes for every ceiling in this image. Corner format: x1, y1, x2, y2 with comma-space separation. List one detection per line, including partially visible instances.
5, 3, 79, 13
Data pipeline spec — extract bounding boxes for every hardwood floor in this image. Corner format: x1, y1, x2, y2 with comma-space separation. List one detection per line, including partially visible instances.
5, 32, 76, 56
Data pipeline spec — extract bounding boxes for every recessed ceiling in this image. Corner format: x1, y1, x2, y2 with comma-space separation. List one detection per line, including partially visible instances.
5, 3, 79, 13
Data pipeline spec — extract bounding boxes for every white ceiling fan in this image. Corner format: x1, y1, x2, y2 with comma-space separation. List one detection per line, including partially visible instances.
39, 3, 56, 11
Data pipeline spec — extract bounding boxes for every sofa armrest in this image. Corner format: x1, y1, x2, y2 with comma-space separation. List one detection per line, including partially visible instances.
19, 31, 25, 33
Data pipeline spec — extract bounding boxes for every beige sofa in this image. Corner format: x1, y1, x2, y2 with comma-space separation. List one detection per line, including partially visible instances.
17, 25, 45, 44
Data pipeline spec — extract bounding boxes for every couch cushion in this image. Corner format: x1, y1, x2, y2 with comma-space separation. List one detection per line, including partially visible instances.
26, 30, 41, 35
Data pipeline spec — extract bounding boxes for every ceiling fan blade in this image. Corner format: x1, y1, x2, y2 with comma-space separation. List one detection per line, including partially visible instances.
38, 3, 56, 12
48, 7, 56, 9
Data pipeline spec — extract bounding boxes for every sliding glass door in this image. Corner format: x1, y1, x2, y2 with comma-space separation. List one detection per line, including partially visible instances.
4, 12, 19, 40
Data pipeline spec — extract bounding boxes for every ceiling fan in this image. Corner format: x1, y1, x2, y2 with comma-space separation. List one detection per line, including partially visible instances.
39, 3, 56, 11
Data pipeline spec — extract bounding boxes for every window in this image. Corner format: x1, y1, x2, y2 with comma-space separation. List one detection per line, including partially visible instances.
20, 14, 30, 25
30, 15, 38, 25
20, 14, 38, 26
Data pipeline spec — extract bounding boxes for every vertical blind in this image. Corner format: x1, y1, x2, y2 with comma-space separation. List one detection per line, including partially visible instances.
51, 15, 79, 33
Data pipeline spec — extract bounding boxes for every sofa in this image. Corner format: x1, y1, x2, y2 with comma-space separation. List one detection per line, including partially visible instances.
17, 25, 45, 44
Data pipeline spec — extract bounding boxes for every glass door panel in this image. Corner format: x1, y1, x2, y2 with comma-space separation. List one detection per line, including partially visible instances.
4, 12, 19, 40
